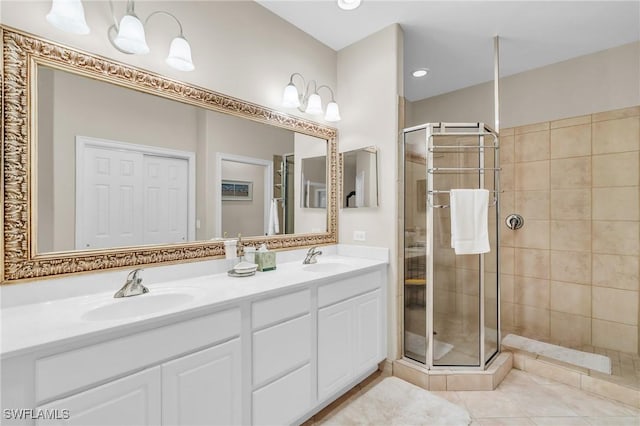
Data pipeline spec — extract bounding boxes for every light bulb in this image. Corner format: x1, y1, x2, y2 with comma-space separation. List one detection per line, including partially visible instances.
113, 14, 149, 54
166, 36, 195, 71
305, 93, 323, 115
46, 0, 90, 35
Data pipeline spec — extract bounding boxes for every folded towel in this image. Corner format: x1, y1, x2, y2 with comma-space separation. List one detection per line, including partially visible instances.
450, 189, 490, 255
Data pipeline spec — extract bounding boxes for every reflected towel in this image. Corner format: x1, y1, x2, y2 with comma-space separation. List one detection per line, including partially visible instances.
355, 171, 365, 207
450, 189, 490, 255
267, 199, 279, 235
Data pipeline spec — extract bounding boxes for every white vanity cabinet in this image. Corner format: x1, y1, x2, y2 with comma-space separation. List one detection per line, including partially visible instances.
251, 290, 312, 425
32, 309, 242, 426
317, 272, 385, 402
2, 260, 388, 426
36, 367, 161, 426
162, 338, 242, 426
36, 339, 242, 426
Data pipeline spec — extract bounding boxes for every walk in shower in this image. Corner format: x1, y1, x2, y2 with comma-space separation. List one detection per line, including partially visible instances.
402, 122, 500, 370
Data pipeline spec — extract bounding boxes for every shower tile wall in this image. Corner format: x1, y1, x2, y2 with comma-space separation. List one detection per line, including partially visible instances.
500, 106, 640, 355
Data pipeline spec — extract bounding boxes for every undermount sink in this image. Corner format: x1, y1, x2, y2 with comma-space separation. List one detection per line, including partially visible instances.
303, 262, 350, 273
82, 289, 196, 321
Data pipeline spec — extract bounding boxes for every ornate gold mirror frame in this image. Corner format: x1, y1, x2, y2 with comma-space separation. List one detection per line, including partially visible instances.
1, 26, 338, 283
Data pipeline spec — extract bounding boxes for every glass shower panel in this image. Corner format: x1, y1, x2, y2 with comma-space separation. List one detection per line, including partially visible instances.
403, 128, 427, 363
432, 134, 480, 367
484, 138, 499, 364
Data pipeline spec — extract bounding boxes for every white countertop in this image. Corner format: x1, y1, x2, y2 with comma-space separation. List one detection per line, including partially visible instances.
1, 252, 387, 359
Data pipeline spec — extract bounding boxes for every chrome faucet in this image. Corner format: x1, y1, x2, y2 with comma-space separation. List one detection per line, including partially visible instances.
303, 247, 323, 264
114, 269, 149, 298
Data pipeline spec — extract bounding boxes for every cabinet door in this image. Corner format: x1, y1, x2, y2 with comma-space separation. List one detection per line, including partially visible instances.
252, 364, 311, 426
354, 290, 382, 376
317, 298, 354, 401
162, 338, 241, 426
36, 367, 161, 426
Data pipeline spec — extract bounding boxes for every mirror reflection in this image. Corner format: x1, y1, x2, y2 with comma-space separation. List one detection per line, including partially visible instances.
300, 155, 327, 209
36, 65, 327, 253
341, 146, 379, 208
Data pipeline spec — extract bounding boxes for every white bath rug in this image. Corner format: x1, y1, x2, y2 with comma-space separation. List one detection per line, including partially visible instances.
318, 376, 471, 426
405, 331, 455, 360
502, 334, 611, 374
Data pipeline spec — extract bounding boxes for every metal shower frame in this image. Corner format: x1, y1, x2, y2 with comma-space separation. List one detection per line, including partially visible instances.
402, 122, 500, 370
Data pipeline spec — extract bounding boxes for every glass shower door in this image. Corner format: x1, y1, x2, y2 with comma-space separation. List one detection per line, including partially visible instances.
403, 127, 428, 364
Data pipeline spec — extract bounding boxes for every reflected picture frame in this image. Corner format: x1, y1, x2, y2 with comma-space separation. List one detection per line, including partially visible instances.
221, 180, 253, 201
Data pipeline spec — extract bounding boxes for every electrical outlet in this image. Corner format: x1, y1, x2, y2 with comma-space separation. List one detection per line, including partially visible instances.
353, 230, 366, 241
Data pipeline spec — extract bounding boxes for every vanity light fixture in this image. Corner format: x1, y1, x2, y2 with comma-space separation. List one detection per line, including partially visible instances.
46, 0, 90, 35
46, 0, 195, 71
337, 0, 362, 11
282, 73, 341, 122
108, 1, 195, 71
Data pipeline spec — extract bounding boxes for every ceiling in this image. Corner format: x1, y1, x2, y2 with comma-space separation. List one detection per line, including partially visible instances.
257, 1, 640, 102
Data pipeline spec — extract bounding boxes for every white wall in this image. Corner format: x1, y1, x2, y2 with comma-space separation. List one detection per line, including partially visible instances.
221, 162, 265, 238
408, 41, 640, 129
336, 24, 404, 359
0, 1, 337, 119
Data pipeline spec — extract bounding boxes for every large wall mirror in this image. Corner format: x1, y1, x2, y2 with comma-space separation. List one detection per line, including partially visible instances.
2, 26, 337, 282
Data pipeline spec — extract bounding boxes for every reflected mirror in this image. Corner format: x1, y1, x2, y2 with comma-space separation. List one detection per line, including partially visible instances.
300, 154, 327, 209
341, 146, 378, 208
36, 65, 327, 254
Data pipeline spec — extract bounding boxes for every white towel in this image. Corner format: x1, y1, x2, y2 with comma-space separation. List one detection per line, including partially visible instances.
355, 171, 365, 207
267, 199, 279, 235
450, 189, 490, 255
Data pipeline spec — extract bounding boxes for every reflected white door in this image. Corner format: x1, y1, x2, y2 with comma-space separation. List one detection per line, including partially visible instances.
78, 146, 189, 249
79, 146, 144, 250
143, 155, 189, 245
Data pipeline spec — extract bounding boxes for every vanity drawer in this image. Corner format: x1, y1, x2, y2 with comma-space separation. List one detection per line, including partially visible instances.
35, 308, 240, 403
253, 314, 311, 387
252, 364, 311, 426
252, 289, 310, 329
318, 270, 381, 308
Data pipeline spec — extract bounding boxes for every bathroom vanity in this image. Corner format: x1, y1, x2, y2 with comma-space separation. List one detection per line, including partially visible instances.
0, 249, 388, 425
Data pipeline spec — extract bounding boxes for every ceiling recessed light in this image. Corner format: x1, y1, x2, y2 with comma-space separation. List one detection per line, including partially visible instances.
337, 0, 362, 11
412, 69, 429, 78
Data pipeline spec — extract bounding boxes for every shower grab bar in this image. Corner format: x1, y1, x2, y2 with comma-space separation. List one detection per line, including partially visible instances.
427, 188, 501, 209
429, 132, 498, 138
429, 144, 498, 151
428, 167, 501, 173
428, 189, 502, 194
428, 197, 499, 209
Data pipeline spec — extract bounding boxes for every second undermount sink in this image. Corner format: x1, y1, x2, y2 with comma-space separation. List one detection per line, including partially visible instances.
82, 289, 197, 322
302, 262, 350, 273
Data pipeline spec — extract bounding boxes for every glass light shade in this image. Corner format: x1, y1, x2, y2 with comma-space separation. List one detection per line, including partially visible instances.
46, 0, 90, 35
305, 93, 323, 115
282, 83, 301, 108
166, 37, 195, 71
113, 14, 149, 54
324, 101, 341, 122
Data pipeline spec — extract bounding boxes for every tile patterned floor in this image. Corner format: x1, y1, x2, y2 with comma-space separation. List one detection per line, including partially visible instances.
305, 369, 640, 426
